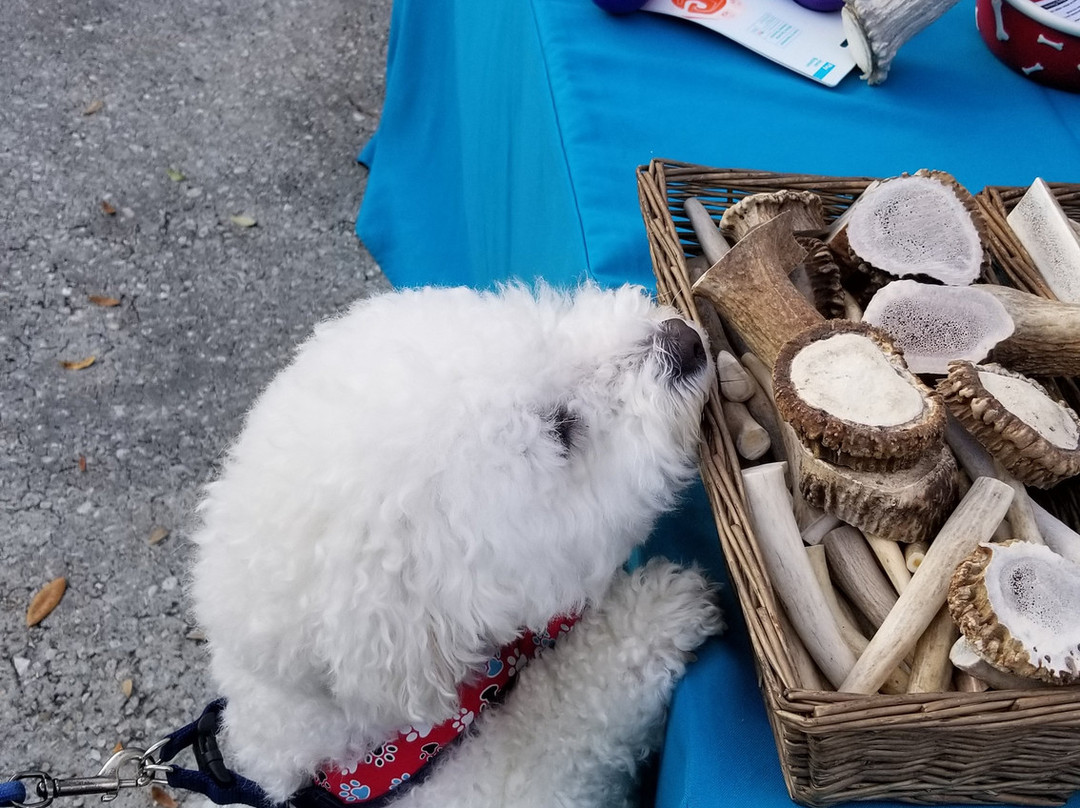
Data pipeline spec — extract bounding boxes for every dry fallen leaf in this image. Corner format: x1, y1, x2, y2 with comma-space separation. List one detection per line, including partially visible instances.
166, 167, 186, 182
83, 99, 105, 116
112, 742, 124, 754
100, 200, 116, 216
60, 356, 96, 371
27, 577, 67, 627
89, 294, 121, 307
120, 678, 133, 698
229, 214, 257, 228
78, 455, 87, 473
147, 526, 170, 546
150, 786, 178, 808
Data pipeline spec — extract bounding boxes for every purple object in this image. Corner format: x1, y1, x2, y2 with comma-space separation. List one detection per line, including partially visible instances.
791, 0, 845, 11
592, 0, 649, 13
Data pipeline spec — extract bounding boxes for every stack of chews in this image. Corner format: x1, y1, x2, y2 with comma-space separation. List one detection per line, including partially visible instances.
685, 170, 1080, 696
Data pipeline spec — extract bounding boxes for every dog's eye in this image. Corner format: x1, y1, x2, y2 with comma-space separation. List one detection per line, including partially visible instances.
544, 404, 582, 456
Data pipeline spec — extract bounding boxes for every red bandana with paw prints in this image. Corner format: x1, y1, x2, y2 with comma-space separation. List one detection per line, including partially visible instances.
312, 613, 579, 804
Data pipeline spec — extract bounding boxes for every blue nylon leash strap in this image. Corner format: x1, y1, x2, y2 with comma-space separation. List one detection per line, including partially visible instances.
158, 699, 285, 808
0, 780, 27, 808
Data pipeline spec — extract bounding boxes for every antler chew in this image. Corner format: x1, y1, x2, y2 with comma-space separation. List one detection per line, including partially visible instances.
719, 190, 827, 242
693, 212, 816, 368
773, 320, 946, 472
949, 540, 1080, 685
822, 525, 898, 629
839, 476, 1014, 694
828, 170, 987, 298
1005, 178, 1080, 304
743, 462, 858, 689
938, 362, 1080, 489
862, 280, 1015, 375
980, 285, 1080, 378
797, 441, 958, 544
907, 606, 959, 693
842, 0, 963, 85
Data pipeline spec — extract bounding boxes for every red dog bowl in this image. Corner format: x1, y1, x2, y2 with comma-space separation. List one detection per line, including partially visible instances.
976, 0, 1080, 92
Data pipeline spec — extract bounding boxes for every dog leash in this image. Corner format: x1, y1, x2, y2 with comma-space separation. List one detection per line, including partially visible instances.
2, 700, 283, 808
4, 614, 581, 808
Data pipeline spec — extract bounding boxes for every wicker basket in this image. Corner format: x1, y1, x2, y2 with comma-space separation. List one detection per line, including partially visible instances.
637, 159, 1080, 807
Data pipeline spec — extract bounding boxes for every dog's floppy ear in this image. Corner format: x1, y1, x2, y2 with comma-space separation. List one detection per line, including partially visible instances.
542, 403, 582, 457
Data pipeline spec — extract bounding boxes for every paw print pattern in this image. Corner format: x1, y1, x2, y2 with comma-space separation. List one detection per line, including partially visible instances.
337, 780, 372, 802
505, 648, 527, 675
451, 707, 474, 731
404, 723, 433, 743
479, 683, 501, 708
389, 774, 411, 790
363, 744, 397, 768
532, 628, 557, 651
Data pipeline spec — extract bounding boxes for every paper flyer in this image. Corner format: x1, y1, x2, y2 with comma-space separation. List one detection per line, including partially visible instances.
641, 0, 857, 87
1033, 0, 1080, 21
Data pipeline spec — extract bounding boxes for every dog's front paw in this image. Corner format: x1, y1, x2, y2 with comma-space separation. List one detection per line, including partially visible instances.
599, 558, 724, 664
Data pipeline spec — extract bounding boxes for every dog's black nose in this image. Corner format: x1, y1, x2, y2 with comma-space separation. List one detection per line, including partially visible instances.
658, 318, 707, 380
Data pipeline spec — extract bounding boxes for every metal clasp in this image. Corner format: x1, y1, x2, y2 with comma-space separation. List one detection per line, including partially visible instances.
7, 739, 174, 808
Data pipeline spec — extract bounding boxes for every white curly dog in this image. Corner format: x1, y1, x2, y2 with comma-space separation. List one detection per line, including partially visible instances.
189, 283, 723, 808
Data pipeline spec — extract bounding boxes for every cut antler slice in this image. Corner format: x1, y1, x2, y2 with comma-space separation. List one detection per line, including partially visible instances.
1006, 178, 1080, 304
862, 280, 1015, 375
828, 170, 988, 298
797, 440, 958, 544
937, 362, 1080, 489
949, 540, 1080, 685
774, 319, 946, 472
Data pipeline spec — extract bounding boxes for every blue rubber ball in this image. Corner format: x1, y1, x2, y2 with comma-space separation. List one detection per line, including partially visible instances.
592, 0, 648, 13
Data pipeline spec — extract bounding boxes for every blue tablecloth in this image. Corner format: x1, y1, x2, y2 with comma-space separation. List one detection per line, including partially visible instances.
356, 2, 1080, 806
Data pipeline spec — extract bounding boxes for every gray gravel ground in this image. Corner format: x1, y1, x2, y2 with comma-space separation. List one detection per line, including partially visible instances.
0, 0, 393, 804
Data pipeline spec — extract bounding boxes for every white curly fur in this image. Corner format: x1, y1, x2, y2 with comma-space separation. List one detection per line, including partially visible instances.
189, 283, 723, 805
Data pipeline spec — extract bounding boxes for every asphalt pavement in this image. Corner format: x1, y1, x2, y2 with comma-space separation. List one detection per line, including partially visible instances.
0, 1, 393, 804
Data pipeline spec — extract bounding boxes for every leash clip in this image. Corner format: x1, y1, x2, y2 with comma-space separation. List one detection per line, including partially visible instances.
6, 740, 174, 808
